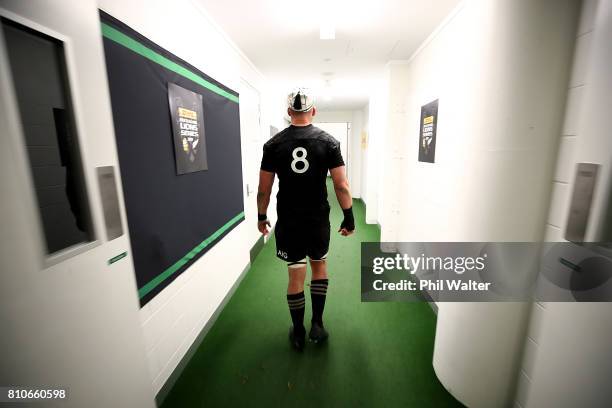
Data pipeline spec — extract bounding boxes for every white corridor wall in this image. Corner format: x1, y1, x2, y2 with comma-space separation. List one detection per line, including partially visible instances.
99, 0, 284, 395
364, 0, 580, 406
518, 0, 612, 406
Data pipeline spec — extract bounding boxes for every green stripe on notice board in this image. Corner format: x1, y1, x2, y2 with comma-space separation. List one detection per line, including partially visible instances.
101, 23, 239, 103
137, 212, 245, 299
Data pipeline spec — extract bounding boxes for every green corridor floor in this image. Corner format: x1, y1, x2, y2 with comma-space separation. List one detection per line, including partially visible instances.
161, 181, 463, 408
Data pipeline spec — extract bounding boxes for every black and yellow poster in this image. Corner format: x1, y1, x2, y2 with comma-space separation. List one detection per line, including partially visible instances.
418, 99, 439, 163
168, 83, 208, 174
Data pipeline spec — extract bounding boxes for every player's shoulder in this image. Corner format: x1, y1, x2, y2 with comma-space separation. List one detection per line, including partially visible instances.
263, 127, 289, 150
264, 125, 339, 149
309, 126, 340, 147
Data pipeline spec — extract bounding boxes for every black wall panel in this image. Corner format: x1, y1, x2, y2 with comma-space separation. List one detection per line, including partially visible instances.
100, 11, 244, 306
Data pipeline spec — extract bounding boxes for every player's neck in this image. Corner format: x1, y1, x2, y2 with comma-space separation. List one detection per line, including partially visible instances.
290, 120, 312, 127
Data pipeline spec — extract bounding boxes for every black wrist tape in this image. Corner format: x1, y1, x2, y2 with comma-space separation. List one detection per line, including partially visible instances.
341, 207, 355, 231
258, 214, 267, 221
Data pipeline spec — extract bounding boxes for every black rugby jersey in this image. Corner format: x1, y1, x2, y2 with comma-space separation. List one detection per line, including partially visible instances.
261, 124, 344, 217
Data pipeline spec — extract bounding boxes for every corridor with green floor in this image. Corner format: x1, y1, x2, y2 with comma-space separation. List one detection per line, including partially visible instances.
162, 181, 462, 407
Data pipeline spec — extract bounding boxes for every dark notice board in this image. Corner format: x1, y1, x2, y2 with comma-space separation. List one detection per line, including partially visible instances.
100, 11, 244, 306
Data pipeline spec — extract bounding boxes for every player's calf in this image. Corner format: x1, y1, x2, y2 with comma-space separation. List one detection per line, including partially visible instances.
287, 262, 307, 350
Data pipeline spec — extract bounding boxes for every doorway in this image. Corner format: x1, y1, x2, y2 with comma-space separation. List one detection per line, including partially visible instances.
315, 121, 350, 176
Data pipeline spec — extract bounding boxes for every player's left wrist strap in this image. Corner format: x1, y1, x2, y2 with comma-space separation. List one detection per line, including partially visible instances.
258, 213, 267, 221
342, 207, 354, 218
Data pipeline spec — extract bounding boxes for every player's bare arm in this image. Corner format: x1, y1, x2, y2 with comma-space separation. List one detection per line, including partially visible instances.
330, 166, 355, 236
257, 170, 275, 235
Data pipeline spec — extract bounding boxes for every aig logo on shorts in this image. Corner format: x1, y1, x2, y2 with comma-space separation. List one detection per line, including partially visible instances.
277, 250, 288, 259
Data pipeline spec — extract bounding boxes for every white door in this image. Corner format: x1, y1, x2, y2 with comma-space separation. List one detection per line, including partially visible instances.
239, 79, 263, 242
0, 1, 154, 407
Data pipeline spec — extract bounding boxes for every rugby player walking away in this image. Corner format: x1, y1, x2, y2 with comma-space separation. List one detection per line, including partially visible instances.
256, 88, 355, 351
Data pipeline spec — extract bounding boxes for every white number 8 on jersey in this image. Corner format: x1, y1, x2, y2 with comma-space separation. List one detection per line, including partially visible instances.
291, 147, 309, 174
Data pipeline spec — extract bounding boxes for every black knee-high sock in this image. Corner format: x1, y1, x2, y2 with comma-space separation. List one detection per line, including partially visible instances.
310, 279, 329, 326
287, 292, 305, 333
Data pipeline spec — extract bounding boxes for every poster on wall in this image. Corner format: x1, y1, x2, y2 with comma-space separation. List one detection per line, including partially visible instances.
418, 99, 439, 163
168, 83, 208, 174
361, 130, 368, 150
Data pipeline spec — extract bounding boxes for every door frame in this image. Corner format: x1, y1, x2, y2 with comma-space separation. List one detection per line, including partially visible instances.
0, 7, 104, 268
314, 121, 350, 178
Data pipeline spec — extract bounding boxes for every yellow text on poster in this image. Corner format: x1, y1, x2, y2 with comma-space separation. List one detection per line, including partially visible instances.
178, 107, 197, 120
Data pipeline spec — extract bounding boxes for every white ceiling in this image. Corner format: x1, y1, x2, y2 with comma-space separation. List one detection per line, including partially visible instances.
198, 0, 461, 111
